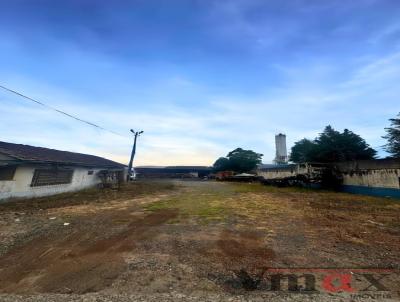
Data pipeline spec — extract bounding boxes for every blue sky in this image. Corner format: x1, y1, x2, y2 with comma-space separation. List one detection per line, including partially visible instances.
0, 0, 399, 165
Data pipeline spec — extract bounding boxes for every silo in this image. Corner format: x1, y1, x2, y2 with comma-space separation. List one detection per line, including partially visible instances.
275, 133, 288, 164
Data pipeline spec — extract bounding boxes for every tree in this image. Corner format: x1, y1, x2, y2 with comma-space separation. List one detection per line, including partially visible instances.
290, 126, 377, 163
212, 148, 263, 173
383, 113, 400, 158
212, 157, 231, 172
290, 139, 317, 163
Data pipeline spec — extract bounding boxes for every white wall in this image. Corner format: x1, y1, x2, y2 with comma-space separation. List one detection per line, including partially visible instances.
342, 169, 400, 189
0, 165, 104, 201
257, 164, 309, 179
258, 169, 296, 179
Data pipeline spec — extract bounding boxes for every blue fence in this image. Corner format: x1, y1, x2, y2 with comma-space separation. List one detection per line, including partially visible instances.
341, 185, 400, 199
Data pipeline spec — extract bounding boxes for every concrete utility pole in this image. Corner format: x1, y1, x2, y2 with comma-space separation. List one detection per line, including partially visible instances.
127, 129, 143, 181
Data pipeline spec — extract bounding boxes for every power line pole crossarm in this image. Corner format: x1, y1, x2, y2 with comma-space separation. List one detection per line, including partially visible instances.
127, 129, 143, 181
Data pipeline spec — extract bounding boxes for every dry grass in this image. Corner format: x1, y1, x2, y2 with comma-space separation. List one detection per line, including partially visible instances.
0, 180, 399, 296
0, 180, 176, 213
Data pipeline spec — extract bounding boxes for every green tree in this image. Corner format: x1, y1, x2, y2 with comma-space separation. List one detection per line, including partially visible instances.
383, 113, 400, 158
213, 148, 263, 173
290, 138, 317, 163
212, 157, 231, 172
290, 126, 376, 163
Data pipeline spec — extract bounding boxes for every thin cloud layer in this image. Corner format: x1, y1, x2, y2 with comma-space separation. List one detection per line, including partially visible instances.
0, 0, 399, 165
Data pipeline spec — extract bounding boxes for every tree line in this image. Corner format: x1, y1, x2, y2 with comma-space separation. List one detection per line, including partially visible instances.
290, 112, 400, 163
213, 112, 400, 172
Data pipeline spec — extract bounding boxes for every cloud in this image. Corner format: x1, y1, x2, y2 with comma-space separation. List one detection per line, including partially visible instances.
1, 0, 400, 164
344, 52, 400, 88
2, 45, 399, 165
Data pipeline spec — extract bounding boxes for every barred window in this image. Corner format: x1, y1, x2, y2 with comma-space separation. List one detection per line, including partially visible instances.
0, 166, 16, 181
31, 169, 73, 187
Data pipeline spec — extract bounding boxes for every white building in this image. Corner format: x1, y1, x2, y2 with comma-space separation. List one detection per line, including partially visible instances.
0, 141, 126, 201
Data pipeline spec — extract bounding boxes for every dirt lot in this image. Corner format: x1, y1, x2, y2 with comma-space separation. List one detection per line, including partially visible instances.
0, 180, 399, 301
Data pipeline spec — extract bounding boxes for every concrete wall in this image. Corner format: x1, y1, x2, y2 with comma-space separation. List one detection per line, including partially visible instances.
257, 164, 309, 179
334, 158, 400, 171
334, 159, 400, 189
258, 169, 296, 179
0, 165, 104, 201
341, 169, 400, 189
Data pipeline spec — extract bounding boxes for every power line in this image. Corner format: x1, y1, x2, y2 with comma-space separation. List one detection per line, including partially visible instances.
0, 84, 127, 138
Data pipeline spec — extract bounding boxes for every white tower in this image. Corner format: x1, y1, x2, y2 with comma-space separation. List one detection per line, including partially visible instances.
274, 133, 288, 164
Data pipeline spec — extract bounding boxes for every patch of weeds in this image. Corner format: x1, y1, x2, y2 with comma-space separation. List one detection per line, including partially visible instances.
307, 192, 400, 213
197, 205, 225, 217
144, 200, 175, 212
231, 182, 317, 194
144, 194, 230, 224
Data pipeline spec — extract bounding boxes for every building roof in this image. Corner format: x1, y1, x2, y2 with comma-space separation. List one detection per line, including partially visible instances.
0, 141, 126, 169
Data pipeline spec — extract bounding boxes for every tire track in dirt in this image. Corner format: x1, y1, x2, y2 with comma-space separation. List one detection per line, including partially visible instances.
197, 229, 276, 291
0, 208, 178, 294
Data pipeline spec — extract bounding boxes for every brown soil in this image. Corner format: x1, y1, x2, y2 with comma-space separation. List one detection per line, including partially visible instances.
0, 180, 399, 299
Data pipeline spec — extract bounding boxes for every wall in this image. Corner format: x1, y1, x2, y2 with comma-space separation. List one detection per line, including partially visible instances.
257, 164, 309, 179
334, 158, 400, 171
341, 169, 400, 189
0, 165, 104, 201
258, 169, 296, 179
336, 160, 400, 198
334, 159, 400, 189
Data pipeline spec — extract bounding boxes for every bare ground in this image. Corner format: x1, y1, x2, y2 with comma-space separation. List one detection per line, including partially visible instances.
0, 180, 399, 301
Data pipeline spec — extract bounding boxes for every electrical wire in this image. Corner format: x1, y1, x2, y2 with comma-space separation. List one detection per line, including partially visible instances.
0, 84, 127, 138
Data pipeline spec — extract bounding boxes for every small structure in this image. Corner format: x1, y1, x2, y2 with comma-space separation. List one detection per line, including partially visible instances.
0, 141, 126, 200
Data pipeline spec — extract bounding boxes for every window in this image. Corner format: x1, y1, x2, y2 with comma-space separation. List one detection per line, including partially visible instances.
88, 170, 94, 175
31, 169, 73, 187
0, 165, 16, 181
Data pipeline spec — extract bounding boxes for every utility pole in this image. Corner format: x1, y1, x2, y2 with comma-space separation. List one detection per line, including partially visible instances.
127, 129, 143, 181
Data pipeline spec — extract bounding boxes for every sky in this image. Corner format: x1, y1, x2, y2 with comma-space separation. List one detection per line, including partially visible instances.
0, 0, 399, 166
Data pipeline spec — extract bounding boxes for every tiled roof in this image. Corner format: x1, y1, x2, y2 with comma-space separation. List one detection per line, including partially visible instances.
0, 141, 125, 168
